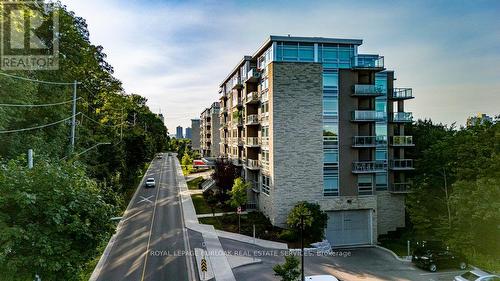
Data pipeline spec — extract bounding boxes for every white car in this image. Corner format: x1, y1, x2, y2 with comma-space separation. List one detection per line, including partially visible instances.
455, 269, 500, 281
306, 275, 339, 281
145, 178, 156, 188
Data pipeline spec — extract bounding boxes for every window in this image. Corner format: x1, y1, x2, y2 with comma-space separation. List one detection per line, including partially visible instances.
376, 149, 387, 161
323, 95, 338, 116
261, 150, 270, 163
261, 101, 269, 114
276, 42, 314, 62
323, 71, 338, 88
261, 126, 269, 138
376, 123, 387, 137
358, 175, 373, 195
376, 173, 388, 190
262, 175, 270, 195
323, 120, 338, 147
324, 149, 338, 163
324, 175, 339, 196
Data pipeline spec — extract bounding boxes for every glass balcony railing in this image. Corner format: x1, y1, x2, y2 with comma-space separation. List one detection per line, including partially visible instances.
391, 136, 414, 146
246, 137, 260, 146
392, 88, 413, 100
352, 84, 385, 96
351, 55, 384, 69
352, 161, 387, 173
231, 76, 242, 89
246, 91, 260, 104
390, 159, 414, 170
391, 112, 413, 123
246, 114, 259, 125
351, 110, 386, 122
246, 159, 260, 170
246, 68, 261, 83
391, 183, 412, 193
352, 136, 387, 147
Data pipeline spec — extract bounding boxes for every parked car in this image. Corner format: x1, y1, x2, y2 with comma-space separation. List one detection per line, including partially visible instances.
306, 275, 339, 281
145, 177, 156, 188
455, 269, 500, 281
411, 241, 466, 272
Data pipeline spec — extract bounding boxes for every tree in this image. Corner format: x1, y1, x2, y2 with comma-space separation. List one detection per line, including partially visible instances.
203, 190, 219, 217
0, 157, 115, 280
181, 152, 193, 175
287, 202, 328, 242
273, 255, 301, 281
211, 158, 239, 192
228, 177, 249, 208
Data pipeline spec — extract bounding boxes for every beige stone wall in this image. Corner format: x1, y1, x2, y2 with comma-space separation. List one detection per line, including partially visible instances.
260, 61, 324, 227
376, 191, 406, 235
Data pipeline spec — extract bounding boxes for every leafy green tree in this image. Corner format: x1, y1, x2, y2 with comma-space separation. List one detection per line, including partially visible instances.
203, 190, 219, 217
0, 157, 115, 280
273, 255, 301, 281
287, 202, 328, 242
228, 177, 249, 208
181, 152, 194, 175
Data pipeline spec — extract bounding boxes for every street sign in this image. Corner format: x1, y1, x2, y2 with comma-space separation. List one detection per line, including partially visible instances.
201, 258, 207, 272
237, 206, 242, 214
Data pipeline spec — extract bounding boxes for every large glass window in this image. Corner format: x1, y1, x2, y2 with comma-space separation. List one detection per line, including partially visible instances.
324, 149, 338, 163
358, 175, 373, 195
261, 175, 270, 195
324, 175, 339, 196
323, 71, 338, 88
276, 42, 314, 62
323, 120, 338, 147
323, 95, 338, 116
376, 173, 388, 191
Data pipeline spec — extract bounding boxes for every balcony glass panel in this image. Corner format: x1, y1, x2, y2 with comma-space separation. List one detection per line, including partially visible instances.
351, 55, 384, 69
391, 136, 413, 146
391, 112, 413, 122
392, 88, 413, 99
391, 159, 414, 169
352, 161, 387, 173
353, 84, 384, 96
352, 110, 387, 121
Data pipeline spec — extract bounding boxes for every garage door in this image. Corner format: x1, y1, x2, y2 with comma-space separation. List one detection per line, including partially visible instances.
325, 210, 372, 247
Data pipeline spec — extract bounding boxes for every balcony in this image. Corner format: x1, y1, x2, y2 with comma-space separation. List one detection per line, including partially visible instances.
219, 107, 228, 116
245, 91, 260, 104
390, 112, 413, 123
249, 181, 260, 193
237, 138, 244, 146
246, 114, 260, 125
351, 55, 384, 70
352, 85, 385, 97
246, 137, 261, 147
390, 136, 414, 146
246, 159, 260, 170
232, 117, 243, 127
391, 88, 414, 100
245, 69, 261, 83
352, 136, 387, 148
352, 161, 387, 173
390, 159, 414, 170
259, 113, 269, 123
231, 77, 243, 89
390, 183, 412, 193
351, 110, 386, 122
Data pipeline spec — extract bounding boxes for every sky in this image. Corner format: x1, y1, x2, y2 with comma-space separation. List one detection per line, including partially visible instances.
62, 0, 500, 131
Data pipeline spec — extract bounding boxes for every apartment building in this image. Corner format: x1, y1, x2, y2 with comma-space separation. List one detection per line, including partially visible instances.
200, 102, 221, 157
176, 126, 183, 139
218, 35, 414, 247
191, 119, 201, 151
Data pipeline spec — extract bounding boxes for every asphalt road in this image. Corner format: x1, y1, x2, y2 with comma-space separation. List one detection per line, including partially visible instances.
96, 153, 195, 281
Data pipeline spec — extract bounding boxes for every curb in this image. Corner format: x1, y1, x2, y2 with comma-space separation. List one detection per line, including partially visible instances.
374, 245, 412, 262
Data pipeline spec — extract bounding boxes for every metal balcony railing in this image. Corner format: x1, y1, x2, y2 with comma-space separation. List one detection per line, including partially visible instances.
391, 136, 414, 146
390, 159, 414, 170
391, 112, 413, 123
352, 85, 385, 96
392, 88, 413, 100
259, 113, 269, 123
352, 136, 387, 147
231, 76, 242, 89
352, 161, 387, 173
246, 137, 261, 146
246, 69, 261, 83
246, 114, 259, 125
351, 110, 386, 122
351, 55, 384, 69
390, 183, 412, 193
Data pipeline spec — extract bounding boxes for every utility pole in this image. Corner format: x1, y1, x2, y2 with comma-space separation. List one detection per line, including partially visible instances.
301, 215, 305, 281
28, 149, 33, 169
70, 80, 78, 153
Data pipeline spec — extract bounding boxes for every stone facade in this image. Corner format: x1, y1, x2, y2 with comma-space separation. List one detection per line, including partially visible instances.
259, 62, 324, 227
191, 119, 200, 151
376, 191, 406, 235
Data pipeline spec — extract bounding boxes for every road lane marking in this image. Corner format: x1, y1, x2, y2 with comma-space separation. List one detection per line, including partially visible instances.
137, 195, 154, 204
140, 156, 165, 281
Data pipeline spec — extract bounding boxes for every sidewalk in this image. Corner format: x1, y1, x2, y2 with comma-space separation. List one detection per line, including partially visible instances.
175, 158, 236, 281
196, 211, 248, 218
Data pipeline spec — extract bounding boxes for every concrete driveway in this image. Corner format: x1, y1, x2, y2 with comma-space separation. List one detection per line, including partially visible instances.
221, 239, 466, 281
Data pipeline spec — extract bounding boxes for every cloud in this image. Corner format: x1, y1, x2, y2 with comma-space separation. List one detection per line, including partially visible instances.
63, 0, 500, 130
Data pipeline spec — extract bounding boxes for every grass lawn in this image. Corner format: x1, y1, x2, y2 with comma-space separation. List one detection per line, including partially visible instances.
190, 194, 232, 214
379, 239, 410, 257
199, 212, 313, 248
187, 176, 204, 190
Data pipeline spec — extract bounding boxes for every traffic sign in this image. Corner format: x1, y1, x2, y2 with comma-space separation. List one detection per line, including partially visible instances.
237, 206, 242, 214
201, 258, 207, 272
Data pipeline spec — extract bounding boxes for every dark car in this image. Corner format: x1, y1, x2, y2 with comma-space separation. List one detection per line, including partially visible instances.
412, 241, 467, 272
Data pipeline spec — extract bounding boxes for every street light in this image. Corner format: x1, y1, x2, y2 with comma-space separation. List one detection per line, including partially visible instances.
299, 212, 312, 281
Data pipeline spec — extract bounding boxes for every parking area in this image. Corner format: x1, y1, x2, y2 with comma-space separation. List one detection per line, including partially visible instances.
222, 239, 466, 281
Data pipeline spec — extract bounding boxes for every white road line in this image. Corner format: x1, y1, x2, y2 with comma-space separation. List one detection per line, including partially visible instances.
137, 195, 154, 204
140, 157, 165, 281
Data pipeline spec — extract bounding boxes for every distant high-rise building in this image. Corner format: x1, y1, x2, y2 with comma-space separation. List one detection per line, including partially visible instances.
191, 119, 201, 151
185, 127, 192, 140
176, 126, 183, 139
466, 113, 493, 126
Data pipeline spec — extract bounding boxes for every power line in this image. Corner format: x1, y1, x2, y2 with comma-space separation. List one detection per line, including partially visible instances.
0, 71, 81, 86
81, 113, 126, 127
0, 113, 81, 134
0, 97, 81, 107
